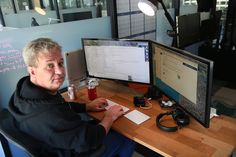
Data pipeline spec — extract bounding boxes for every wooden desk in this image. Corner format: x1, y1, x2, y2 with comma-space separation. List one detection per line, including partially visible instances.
62, 80, 236, 157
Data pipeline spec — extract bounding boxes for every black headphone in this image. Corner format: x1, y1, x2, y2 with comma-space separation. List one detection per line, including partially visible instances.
156, 108, 190, 132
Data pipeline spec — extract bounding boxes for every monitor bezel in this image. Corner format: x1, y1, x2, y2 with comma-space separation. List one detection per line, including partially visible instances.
82, 38, 153, 85
151, 41, 213, 128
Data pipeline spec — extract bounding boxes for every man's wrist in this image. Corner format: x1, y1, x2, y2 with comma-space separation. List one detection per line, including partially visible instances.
99, 115, 114, 134
85, 103, 91, 111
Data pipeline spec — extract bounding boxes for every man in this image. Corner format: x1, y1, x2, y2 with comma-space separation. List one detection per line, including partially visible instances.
8, 38, 135, 157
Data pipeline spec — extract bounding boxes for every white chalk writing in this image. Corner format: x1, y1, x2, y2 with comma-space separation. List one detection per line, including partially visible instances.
0, 40, 26, 73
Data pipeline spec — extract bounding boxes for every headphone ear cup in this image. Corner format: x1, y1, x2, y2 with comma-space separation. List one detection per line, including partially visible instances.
156, 112, 178, 132
172, 109, 190, 126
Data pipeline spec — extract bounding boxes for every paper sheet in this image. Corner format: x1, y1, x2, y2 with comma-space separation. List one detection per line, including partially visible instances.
124, 110, 150, 125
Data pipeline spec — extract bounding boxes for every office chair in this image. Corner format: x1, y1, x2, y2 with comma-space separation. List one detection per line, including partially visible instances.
0, 109, 105, 157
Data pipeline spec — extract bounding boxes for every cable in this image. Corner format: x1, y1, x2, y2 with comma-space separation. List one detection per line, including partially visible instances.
140, 98, 152, 110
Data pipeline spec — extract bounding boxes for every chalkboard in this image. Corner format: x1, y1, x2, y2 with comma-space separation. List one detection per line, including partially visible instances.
0, 40, 26, 73
0, 17, 111, 109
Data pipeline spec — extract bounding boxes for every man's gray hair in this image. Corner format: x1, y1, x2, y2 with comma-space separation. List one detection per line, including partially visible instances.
22, 38, 62, 67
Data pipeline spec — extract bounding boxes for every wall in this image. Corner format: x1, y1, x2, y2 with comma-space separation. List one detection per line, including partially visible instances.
0, 16, 112, 110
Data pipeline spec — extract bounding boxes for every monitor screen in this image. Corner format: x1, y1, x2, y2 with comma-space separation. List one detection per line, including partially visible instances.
176, 12, 201, 48
151, 41, 213, 127
82, 38, 152, 84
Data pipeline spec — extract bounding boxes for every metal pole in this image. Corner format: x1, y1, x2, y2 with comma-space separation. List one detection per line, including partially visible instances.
0, 6, 6, 26
11, 0, 17, 13
53, 0, 61, 22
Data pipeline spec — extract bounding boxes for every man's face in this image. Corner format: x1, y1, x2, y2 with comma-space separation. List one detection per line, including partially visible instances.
29, 49, 65, 93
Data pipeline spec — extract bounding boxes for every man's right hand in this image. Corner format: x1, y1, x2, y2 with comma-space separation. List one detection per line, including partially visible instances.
105, 105, 125, 121
99, 105, 125, 134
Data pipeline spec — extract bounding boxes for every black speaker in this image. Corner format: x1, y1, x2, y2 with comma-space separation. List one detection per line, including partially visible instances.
145, 86, 161, 99
133, 96, 145, 107
156, 108, 190, 132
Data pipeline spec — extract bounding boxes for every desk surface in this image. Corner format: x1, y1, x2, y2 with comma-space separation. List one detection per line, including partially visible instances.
62, 80, 236, 157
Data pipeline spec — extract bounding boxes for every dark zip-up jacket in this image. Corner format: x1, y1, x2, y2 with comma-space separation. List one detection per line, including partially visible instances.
8, 76, 106, 156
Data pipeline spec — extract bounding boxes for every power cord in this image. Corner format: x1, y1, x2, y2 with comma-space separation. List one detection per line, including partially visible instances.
140, 98, 152, 110
133, 96, 152, 110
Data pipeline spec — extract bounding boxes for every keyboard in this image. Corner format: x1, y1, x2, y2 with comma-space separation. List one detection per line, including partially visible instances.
105, 99, 150, 125
105, 99, 129, 112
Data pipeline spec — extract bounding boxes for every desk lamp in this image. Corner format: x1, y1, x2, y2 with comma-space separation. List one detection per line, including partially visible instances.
138, 0, 177, 47
34, 0, 46, 15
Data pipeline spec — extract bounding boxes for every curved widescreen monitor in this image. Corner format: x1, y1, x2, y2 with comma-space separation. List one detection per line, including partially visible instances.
82, 38, 152, 84
151, 41, 213, 128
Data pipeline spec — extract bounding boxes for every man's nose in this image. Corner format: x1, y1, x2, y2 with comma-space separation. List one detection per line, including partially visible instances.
54, 64, 64, 74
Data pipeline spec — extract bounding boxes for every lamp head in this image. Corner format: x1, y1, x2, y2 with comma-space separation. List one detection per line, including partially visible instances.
35, 7, 46, 15
138, 0, 158, 16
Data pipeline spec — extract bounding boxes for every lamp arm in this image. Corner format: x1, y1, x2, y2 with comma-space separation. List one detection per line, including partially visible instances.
157, 0, 177, 47
158, 0, 175, 29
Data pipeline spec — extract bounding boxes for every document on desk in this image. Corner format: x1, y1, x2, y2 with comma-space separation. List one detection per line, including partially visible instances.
124, 110, 150, 125
105, 99, 129, 112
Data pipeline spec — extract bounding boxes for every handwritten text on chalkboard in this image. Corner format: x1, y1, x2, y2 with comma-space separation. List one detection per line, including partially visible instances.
0, 40, 26, 73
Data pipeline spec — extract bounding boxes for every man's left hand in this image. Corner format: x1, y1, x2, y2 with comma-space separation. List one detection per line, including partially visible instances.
86, 97, 108, 112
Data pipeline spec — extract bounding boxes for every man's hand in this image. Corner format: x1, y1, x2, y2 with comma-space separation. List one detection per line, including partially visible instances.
99, 105, 125, 134
86, 97, 108, 112
87, 98, 125, 134
104, 105, 125, 121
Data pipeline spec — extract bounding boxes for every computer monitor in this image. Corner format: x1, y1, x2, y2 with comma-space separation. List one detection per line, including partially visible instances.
176, 12, 201, 48
82, 38, 152, 84
65, 49, 87, 88
151, 41, 213, 128
63, 11, 92, 22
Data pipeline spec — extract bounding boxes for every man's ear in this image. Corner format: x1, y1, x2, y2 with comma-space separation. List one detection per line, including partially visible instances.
27, 66, 36, 76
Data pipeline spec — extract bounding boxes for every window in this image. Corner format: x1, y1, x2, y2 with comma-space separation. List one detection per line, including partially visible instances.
17, 0, 32, 11
0, 0, 14, 14
182, 0, 197, 6
0, 0, 108, 28
216, 0, 228, 10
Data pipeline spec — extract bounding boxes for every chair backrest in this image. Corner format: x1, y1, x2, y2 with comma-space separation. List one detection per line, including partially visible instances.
0, 109, 47, 157
0, 109, 105, 157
